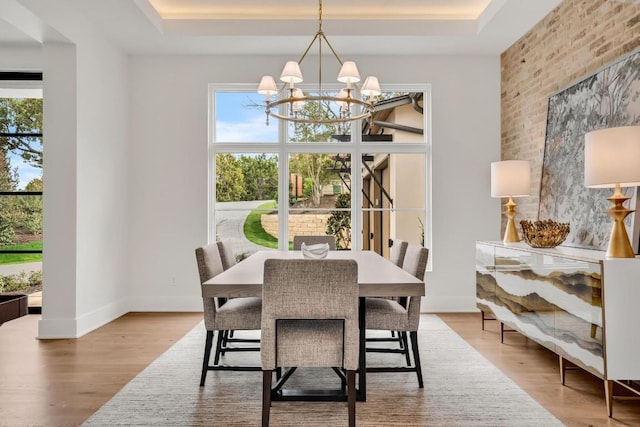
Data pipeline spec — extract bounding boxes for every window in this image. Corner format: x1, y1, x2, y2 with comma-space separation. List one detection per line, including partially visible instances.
0, 72, 43, 313
209, 85, 431, 265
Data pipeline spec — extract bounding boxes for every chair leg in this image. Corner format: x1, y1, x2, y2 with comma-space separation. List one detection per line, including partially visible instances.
401, 332, 411, 366
347, 370, 356, 427
410, 331, 424, 388
213, 330, 224, 365
262, 370, 273, 427
200, 330, 214, 386
221, 330, 229, 356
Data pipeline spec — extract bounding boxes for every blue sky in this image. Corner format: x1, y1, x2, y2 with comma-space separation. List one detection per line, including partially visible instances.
215, 92, 278, 142
8, 148, 41, 190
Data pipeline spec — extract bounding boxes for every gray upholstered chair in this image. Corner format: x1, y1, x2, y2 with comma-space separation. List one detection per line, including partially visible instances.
292, 235, 337, 250
366, 238, 409, 351
261, 259, 358, 427
216, 240, 237, 270
195, 243, 262, 386
365, 245, 429, 388
389, 239, 408, 267
214, 240, 259, 361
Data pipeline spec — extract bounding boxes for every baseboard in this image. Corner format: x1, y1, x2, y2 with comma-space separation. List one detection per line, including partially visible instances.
127, 295, 202, 312
37, 298, 129, 339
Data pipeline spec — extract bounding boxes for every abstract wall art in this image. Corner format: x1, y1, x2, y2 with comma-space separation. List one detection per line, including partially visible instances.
539, 49, 640, 252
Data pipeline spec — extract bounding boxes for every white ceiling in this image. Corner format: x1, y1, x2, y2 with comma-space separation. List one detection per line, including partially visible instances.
0, 0, 563, 55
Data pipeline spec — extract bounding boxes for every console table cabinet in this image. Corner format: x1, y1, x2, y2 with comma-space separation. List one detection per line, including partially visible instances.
476, 241, 640, 416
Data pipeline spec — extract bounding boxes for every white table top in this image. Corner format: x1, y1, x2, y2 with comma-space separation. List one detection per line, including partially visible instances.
202, 250, 425, 298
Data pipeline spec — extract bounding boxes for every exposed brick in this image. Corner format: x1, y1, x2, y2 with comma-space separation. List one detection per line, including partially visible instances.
501, 0, 640, 222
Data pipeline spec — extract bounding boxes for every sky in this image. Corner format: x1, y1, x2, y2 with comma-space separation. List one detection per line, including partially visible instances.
215, 92, 278, 142
1, 86, 43, 190
8, 150, 41, 190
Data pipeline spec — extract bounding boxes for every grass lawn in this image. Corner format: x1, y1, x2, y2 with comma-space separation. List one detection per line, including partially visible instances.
0, 241, 43, 265
243, 201, 280, 249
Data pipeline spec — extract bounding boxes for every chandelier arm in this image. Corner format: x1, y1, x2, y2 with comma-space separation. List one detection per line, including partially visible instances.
320, 32, 361, 93
319, 32, 344, 67
297, 32, 321, 65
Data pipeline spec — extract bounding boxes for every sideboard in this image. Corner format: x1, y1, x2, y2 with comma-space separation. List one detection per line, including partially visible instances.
476, 241, 640, 416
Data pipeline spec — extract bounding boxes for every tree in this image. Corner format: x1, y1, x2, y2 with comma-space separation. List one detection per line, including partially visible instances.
18, 179, 43, 235
239, 154, 278, 201
289, 153, 336, 205
288, 98, 345, 206
0, 98, 42, 246
0, 98, 43, 169
326, 192, 351, 250
215, 154, 245, 202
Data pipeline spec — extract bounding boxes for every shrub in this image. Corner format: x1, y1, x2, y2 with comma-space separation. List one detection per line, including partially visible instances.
326, 192, 351, 250
0, 270, 42, 294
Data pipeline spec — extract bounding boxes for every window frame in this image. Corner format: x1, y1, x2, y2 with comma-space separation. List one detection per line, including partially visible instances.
208, 83, 432, 259
0, 72, 43, 256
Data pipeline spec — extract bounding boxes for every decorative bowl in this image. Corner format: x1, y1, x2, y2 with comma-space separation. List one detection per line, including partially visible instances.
520, 219, 570, 248
301, 242, 330, 259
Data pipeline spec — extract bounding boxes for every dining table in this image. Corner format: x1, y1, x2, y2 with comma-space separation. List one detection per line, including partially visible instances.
202, 249, 425, 402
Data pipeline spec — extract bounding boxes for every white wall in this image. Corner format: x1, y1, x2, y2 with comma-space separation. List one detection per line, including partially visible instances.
0, 45, 41, 70
3, 0, 131, 337
127, 54, 501, 313
2, 37, 502, 337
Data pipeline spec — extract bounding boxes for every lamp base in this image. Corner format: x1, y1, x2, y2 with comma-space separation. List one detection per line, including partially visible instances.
605, 186, 636, 258
502, 197, 520, 243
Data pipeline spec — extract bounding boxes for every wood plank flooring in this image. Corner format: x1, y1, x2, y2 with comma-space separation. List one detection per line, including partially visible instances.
439, 313, 640, 427
0, 312, 638, 426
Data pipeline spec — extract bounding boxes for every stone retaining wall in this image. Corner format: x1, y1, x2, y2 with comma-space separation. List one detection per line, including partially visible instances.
261, 213, 330, 240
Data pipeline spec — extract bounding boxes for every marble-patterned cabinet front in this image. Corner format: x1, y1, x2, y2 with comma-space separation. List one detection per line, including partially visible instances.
477, 241, 640, 416
477, 242, 603, 378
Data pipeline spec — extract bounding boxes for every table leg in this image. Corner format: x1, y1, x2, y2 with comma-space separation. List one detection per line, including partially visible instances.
358, 296, 366, 401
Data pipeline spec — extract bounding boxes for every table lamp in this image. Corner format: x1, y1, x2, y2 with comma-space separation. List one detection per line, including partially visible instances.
584, 126, 640, 258
491, 160, 531, 243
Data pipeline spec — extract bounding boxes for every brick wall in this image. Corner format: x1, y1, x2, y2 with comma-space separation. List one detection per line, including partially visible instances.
501, 0, 640, 224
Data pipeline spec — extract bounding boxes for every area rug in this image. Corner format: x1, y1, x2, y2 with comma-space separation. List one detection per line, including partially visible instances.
82, 315, 563, 426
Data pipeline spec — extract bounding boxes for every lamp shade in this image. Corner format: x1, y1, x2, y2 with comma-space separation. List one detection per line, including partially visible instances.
361, 76, 381, 98
337, 61, 360, 84
280, 61, 303, 84
258, 75, 278, 97
491, 160, 531, 197
584, 126, 640, 188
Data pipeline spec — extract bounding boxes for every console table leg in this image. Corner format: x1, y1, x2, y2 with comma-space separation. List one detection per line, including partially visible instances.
605, 380, 613, 418
559, 356, 566, 385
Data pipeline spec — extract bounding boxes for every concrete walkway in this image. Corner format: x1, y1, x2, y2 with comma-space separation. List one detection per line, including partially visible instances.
215, 200, 276, 256
0, 261, 42, 275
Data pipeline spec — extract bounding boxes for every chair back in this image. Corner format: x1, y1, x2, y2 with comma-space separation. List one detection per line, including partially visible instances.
195, 244, 225, 330
293, 235, 336, 250
389, 239, 409, 267
261, 259, 359, 370
402, 245, 429, 281
216, 240, 237, 270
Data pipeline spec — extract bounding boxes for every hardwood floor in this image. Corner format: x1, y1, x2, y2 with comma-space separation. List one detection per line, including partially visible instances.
439, 313, 640, 427
0, 312, 638, 426
0, 312, 202, 427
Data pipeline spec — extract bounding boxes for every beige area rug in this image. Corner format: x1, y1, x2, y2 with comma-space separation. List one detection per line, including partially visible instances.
83, 315, 563, 426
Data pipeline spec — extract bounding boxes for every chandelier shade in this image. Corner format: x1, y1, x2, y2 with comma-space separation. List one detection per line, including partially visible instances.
258, 76, 278, 97
257, 0, 380, 125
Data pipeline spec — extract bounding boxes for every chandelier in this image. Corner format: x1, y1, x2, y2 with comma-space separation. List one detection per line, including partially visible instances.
257, 0, 381, 125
